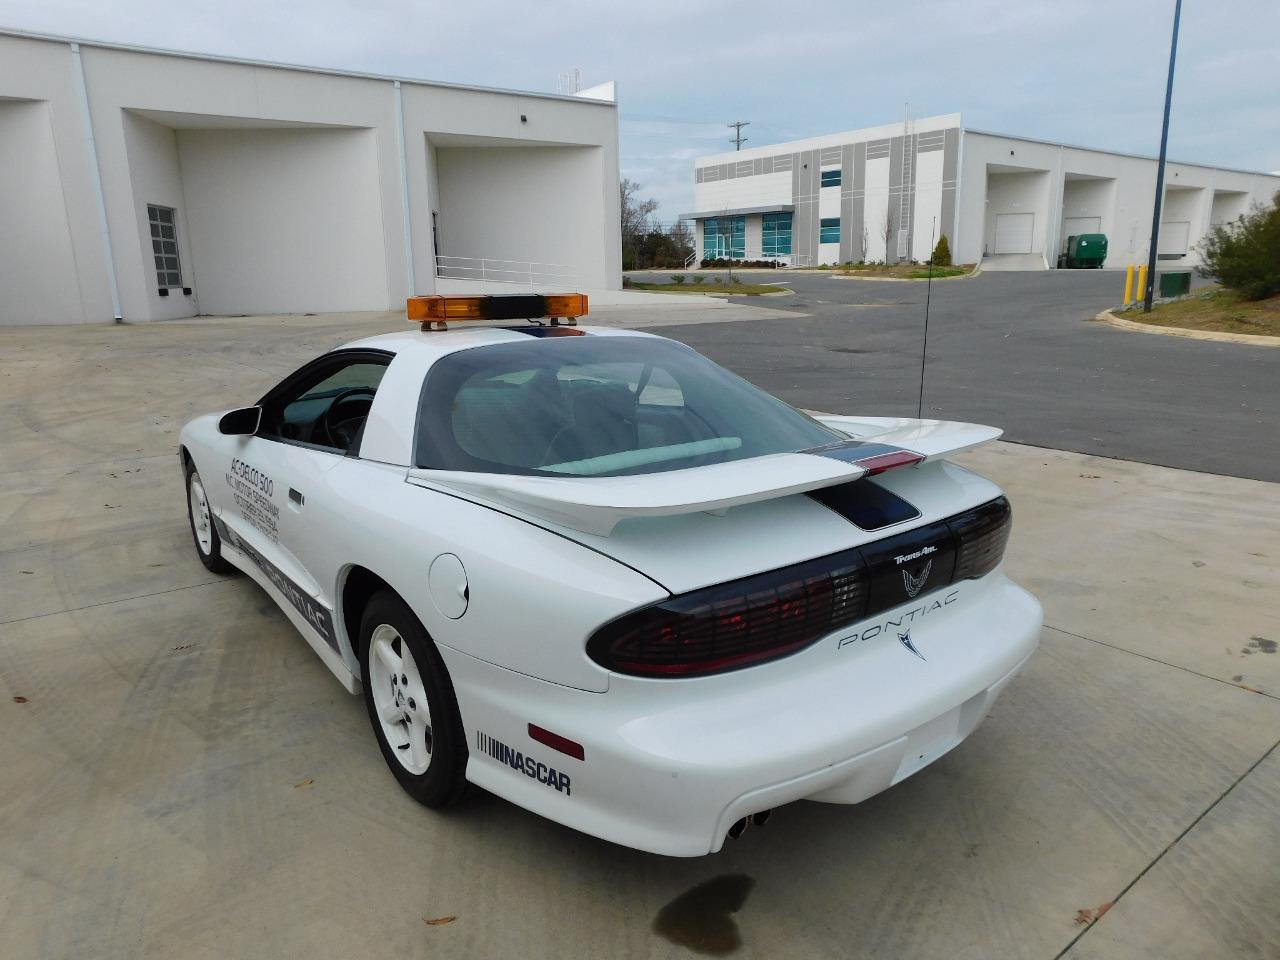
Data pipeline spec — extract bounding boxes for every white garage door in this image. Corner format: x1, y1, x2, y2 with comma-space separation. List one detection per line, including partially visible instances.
994, 213, 1035, 254
1158, 220, 1191, 256
1062, 216, 1101, 237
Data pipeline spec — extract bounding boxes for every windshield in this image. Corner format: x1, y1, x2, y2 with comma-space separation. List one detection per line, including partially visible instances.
414, 335, 844, 477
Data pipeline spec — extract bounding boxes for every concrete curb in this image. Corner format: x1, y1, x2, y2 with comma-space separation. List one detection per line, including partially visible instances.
1093, 309, 1280, 347
825, 270, 976, 283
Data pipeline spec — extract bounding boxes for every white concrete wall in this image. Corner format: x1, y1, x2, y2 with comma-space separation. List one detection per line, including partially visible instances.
435, 145, 605, 287
178, 128, 388, 315
121, 111, 197, 319
0, 100, 87, 324
864, 156, 891, 263
1210, 190, 1249, 226
0, 36, 114, 325
983, 171, 1051, 257
1058, 178, 1114, 254
744, 214, 763, 258
402, 83, 621, 293
912, 150, 945, 262
694, 171, 792, 213
0, 31, 620, 324
1158, 186, 1203, 258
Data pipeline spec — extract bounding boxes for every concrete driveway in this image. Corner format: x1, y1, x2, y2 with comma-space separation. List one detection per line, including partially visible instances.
1, 311, 1277, 959
632, 269, 1280, 483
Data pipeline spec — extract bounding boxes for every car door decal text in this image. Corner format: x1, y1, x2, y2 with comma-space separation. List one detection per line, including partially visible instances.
226, 458, 279, 542
213, 515, 339, 651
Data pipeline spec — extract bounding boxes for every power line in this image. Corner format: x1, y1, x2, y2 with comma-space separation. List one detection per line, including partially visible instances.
728, 120, 750, 151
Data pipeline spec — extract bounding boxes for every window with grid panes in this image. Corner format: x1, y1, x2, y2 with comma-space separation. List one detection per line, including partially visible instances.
148, 205, 182, 288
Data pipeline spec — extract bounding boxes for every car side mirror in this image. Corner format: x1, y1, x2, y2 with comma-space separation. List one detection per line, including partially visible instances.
218, 405, 262, 436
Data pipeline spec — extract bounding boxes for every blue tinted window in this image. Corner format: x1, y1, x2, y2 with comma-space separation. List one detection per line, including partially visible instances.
703, 216, 745, 259
761, 212, 792, 256
820, 169, 842, 188
820, 217, 840, 244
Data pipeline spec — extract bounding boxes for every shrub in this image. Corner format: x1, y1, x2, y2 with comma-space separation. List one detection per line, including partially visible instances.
691, 275, 706, 285
670, 274, 687, 285
932, 235, 952, 266
1197, 191, 1280, 300
700, 257, 782, 269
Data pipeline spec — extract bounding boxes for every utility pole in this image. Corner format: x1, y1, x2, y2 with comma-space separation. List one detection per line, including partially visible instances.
1144, 0, 1183, 312
728, 120, 750, 151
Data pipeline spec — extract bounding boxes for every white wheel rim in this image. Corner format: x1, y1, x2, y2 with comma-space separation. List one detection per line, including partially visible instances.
189, 472, 213, 555
369, 624, 433, 775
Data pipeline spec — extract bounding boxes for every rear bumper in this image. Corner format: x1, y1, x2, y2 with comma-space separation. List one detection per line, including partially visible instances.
443, 572, 1042, 857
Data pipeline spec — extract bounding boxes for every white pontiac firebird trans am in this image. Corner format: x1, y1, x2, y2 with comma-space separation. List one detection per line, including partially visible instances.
179, 292, 1042, 857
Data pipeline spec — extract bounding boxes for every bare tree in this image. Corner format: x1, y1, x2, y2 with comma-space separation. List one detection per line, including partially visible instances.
620, 178, 659, 246
860, 225, 869, 264
667, 219, 694, 263
880, 208, 896, 264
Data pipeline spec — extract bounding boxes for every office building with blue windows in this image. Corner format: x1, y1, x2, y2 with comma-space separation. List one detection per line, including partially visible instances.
685, 113, 1278, 270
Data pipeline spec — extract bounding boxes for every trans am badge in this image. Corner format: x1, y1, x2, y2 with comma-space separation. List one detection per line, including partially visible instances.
902, 559, 933, 599
898, 630, 926, 661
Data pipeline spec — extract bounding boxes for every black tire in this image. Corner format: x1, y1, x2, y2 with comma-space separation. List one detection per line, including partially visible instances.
183, 457, 234, 575
360, 590, 470, 807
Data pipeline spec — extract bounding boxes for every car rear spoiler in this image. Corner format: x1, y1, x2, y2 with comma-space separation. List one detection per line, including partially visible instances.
406, 418, 1001, 536
813, 416, 1002, 461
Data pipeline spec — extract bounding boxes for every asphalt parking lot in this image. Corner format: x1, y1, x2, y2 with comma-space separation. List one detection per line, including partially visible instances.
1, 306, 1277, 959
632, 269, 1280, 482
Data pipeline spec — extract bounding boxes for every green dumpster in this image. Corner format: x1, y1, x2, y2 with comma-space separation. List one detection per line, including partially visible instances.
1063, 233, 1108, 268
1159, 271, 1192, 298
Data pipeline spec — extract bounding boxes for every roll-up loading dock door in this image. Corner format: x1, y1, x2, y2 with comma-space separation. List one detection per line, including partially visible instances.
994, 213, 1035, 254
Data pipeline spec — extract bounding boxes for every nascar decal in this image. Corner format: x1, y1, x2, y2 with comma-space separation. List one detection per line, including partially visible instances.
225, 457, 279, 543
212, 516, 339, 651
477, 731, 572, 796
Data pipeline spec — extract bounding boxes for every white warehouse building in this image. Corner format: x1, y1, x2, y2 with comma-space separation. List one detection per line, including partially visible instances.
686, 113, 1279, 270
0, 30, 622, 326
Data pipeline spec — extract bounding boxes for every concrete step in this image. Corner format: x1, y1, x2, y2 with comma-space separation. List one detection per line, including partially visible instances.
981, 253, 1046, 271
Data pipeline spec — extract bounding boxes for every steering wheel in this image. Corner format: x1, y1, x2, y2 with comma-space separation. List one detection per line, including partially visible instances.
320, 388, 377, 451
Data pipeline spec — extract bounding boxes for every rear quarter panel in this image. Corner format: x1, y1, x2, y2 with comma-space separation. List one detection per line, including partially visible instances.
311, 458, 668, 693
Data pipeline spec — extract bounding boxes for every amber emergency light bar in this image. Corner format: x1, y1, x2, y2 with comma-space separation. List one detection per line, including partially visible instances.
407, 293, 588, 331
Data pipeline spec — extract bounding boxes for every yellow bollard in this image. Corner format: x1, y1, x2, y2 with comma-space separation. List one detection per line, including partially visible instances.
1123, 264, 1135, 305
1136, 263, 1148, 303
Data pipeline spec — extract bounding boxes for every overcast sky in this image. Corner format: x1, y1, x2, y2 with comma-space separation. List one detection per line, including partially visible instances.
3, 0, 1276, 221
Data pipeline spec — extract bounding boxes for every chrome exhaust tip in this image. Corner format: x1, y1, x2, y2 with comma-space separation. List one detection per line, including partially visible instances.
727, 817, 750, 840
751, 809, 772, 828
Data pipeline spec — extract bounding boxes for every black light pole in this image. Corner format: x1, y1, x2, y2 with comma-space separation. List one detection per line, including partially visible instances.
1143, 0, 1183, 312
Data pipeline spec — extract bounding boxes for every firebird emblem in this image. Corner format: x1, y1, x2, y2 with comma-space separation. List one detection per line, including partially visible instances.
902, 560, 932, 598
898, 631, 926, 661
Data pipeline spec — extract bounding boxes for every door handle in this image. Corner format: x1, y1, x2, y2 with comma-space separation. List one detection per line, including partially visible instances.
289, 488, 305, 506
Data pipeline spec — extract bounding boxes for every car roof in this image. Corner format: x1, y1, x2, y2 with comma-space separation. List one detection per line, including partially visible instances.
340, 324, 662, 360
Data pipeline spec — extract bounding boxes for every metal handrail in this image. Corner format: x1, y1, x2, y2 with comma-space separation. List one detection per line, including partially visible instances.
435, 255, 578, 288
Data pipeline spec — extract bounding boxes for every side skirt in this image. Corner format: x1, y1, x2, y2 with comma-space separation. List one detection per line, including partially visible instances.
220, 542, 361, 695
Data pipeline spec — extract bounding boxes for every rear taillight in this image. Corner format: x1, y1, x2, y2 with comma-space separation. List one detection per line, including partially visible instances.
589, 496, 1012, 679
587, 551, 868, 678
949, 497, 1012, 580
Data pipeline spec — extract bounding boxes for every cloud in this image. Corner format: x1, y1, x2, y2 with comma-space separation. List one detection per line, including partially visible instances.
1, 0, 1275, 218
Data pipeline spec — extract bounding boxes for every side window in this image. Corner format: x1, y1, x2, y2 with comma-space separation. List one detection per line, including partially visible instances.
260, 358, 389, 453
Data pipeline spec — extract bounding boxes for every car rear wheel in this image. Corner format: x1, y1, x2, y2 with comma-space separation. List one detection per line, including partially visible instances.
360, 590, 469, 807
184, 460, 233, 574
